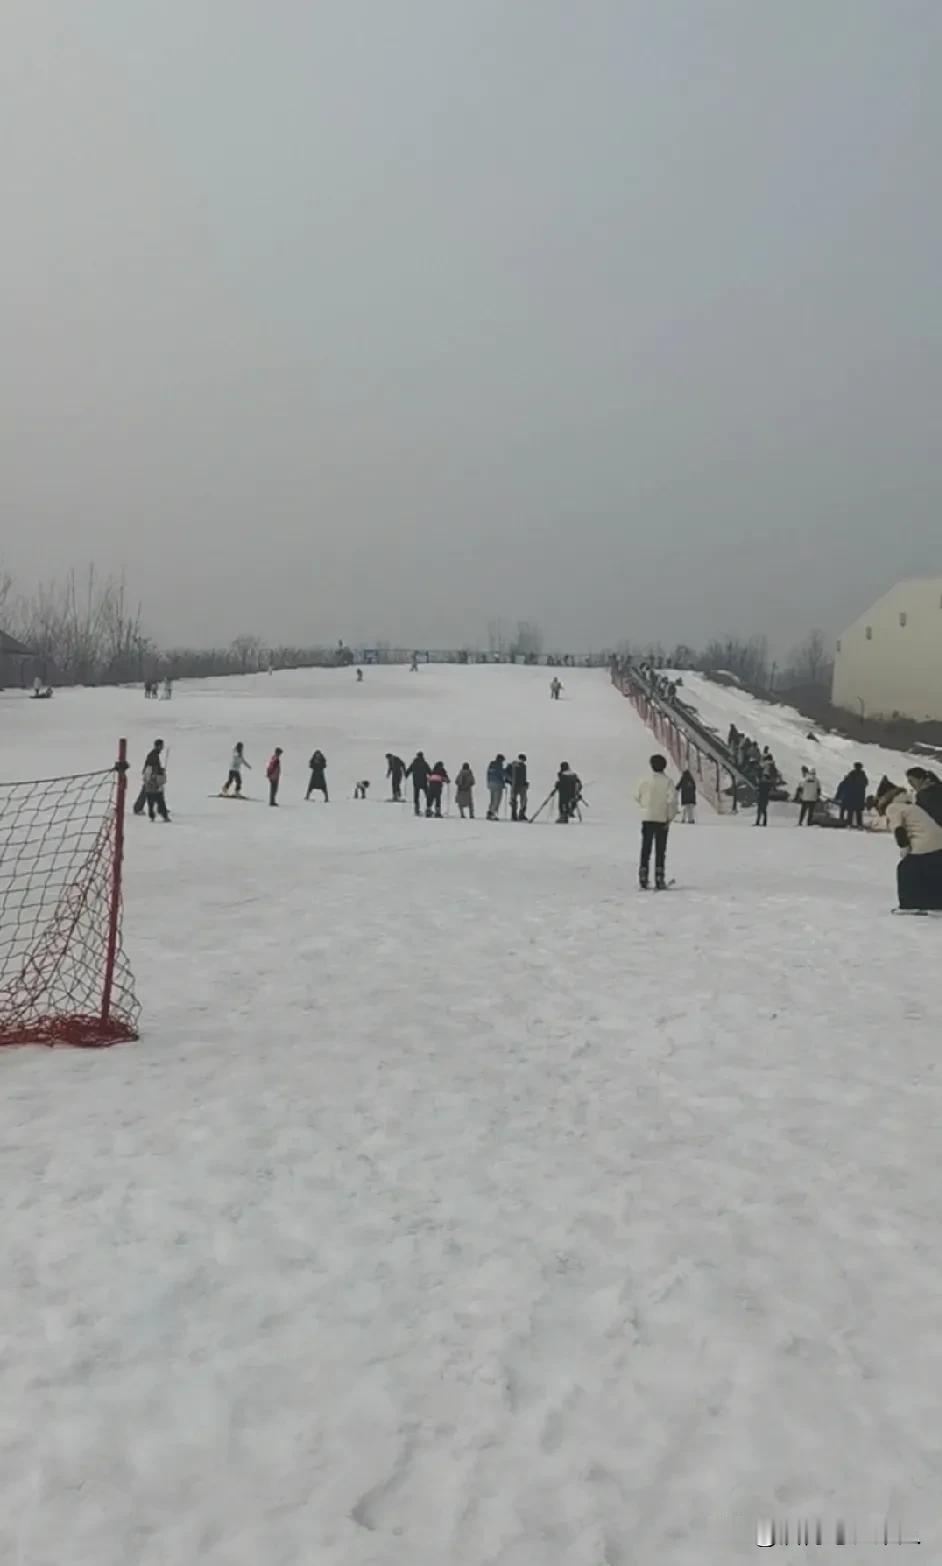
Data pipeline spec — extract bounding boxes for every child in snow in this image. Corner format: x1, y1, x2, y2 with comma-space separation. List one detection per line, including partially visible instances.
635, 753, 677, 888
222, 742, 251, 795
426, 761, 449, 818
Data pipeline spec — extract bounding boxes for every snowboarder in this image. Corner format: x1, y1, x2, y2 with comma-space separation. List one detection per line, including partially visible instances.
486, 754, 506, 819
550, 677, 563, 701
676, 768, 697, 824
406, 751, 430, 815
455, 763, 475, 818
878, 783, 942, 911
426, 761, 449, 817
554, 762, 582, 824
305, 749, 328, 802
797, 768, 821, 826
266, 747, 283, 807
222, 742, 251, 796
142, 740, 169, 821
635, 753, 677, 888
508, 754, 529, 821
356, 668, 364, 683
386, 753, 406, 802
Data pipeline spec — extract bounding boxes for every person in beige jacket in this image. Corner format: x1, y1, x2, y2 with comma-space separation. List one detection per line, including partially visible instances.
879, 785, 942, 911
635, 754, 677, 889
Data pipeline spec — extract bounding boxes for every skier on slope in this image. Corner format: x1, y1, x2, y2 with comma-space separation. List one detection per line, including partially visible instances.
305, 749, 328, 802
266, 747, 283, 807
426, 761, 450, 818
486, 753, 506, 819
406, 751, 430, 815
676, 767, 697, 825
508, 754, 529, 821
635, 753, 677, 888
385, 753, 406, 802
455, 762, 475, 819
554, 761, 583, 824
222, 742, 251, 796
878, 782, 942, 911
142, 740, 170, 822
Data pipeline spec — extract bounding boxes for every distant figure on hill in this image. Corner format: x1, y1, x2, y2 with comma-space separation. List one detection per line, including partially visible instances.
356, 668, 364, 682
550, 677, 563, 701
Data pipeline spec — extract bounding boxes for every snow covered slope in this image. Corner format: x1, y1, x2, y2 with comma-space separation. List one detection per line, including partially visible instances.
1, 666, 938, 1565
672, 671, 919, 798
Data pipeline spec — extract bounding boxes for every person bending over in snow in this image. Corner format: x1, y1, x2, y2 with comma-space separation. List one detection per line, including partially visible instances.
554, 762, 583, 824
306, 749, 328, 802
266, 747, 283, 807
878, 783, 942, 911
353, 780, 370, 799
386, 753, 406, 802
635, 753, 676, 888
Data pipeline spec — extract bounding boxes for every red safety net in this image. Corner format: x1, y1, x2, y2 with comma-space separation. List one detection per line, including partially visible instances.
0, 747, 139, 1047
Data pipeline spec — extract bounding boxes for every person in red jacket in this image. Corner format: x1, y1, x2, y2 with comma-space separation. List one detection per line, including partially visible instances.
266, 747, 283, 807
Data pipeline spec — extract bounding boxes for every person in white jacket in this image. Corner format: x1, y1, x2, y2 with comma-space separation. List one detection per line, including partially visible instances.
222, 741, 251, 796
880, 785, 942, 910
635, 753, 677, 889
797, 768, 822, 826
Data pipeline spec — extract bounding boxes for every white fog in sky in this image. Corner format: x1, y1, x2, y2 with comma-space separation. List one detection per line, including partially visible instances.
1, 1, 940, 651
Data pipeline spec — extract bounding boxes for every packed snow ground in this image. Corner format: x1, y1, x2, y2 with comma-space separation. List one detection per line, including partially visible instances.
1, 665, 939, 1565
671, 671, 922, 801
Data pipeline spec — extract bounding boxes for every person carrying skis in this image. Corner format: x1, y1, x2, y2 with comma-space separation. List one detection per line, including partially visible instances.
878, 783, 942, 911
426, 761, 449, 817
635, 753, 677, 888
385, 753, 406, 802
406, 751, 430, 815
142, 740, 170, 822
455, 762, 475, 819
306, 749, 328, 802
676, 768, 697, 824
554, 762, 582, 824
222, 742, 251, 796
797, 768, 821, 825
509, 753, 529, 821
486, 753, 506, 819
266, 747, 283, 807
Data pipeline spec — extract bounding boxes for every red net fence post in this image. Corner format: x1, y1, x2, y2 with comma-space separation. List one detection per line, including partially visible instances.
0, 740, 140, 1047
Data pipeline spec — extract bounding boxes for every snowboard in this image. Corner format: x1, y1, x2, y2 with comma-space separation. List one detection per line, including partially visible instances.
639, 880, 677, 891
210, 793, 262, 803
891, 907, 942, 917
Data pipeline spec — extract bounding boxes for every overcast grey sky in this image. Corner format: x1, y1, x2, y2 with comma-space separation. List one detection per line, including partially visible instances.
1, 1, 940, 653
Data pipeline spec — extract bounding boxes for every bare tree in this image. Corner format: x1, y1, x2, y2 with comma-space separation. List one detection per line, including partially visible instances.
700, 635, 770, 687
783, 628, 831, 690
230, 634, 263, 674
511, 620, 543, 660
487, 618, 508, 657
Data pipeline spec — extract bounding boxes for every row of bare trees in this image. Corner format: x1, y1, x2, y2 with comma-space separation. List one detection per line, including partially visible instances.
620, 629, 834, 693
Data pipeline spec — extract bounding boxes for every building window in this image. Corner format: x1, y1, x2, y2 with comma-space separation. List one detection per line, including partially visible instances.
865, 626, 873, 640
900, 611, 908, 627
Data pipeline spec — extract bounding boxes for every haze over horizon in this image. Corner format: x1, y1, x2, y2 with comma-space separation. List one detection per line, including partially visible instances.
2, 2, 940, 654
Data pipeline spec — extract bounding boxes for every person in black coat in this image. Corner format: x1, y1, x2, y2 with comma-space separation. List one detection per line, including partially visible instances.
755, 774, 772, 827
306, 749, 328, 802
676, 768, 697, 824
554, 762, 582, 823
406, 751, 430, 815
508, 754, 529, 821
385, 753, 406, 802
840, 762, 869, 828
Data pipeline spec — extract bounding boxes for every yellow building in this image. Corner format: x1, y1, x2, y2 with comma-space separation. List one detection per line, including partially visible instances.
831, 577, 942, 722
